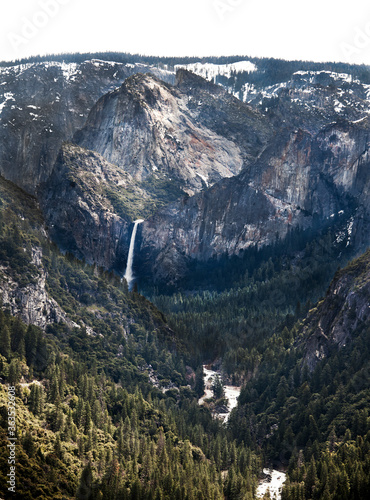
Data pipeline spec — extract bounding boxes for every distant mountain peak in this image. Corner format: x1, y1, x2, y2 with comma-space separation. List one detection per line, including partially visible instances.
73, 69, 247, 189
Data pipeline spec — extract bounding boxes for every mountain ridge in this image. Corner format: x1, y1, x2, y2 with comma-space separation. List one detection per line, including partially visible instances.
0, 52, 369, 500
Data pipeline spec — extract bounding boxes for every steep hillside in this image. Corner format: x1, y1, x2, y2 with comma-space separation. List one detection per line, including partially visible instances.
247, 71, 370, 131
0, 173, 264, 500
40, 143, 136, 271
0, 174, 178, 365
227, 250, 370, 499
0, 309, 253, 500
139, 117, 370, 283
300, 249, 370, 370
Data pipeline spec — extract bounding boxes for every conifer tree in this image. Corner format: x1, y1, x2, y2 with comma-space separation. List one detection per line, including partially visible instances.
0, 325, 11, 359
8, 358, 21, 384
22, 431, 36, 457
84, 401, 92, 434
76, 462, 94, 500
212, 375, 224, 400
54, 433, 63, 460
11, 317, 26, 355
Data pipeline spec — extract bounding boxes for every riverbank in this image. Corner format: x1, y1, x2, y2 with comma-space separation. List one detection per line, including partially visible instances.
256, 468, 287, 499
198, 365, 241, 422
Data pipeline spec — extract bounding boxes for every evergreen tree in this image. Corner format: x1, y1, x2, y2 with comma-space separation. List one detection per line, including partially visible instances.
8, 358, 21, 384
194, 366, 205, 397
0, 325, 11, 359
76, 462, 94, 500
212, 375, 224, 400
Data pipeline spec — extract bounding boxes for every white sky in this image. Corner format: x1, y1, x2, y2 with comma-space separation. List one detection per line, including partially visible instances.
1, 0, 370, 65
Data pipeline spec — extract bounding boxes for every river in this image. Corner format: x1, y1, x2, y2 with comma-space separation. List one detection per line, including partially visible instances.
256, 468, 287, 499
198, 366, 287, 498
198, 365, 241, 422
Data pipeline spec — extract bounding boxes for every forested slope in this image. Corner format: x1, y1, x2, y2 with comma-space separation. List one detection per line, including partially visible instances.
0, 174, 261, 499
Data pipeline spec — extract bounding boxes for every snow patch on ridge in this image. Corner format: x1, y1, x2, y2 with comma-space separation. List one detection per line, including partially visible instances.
197, 172, 209, 187
0, 92, 15, 115
293, 70, 356, 84
175, 61, 257, 82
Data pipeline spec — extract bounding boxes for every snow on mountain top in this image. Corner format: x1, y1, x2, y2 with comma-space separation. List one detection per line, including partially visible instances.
89, 59, 123, 66
293, 70, 357, 85
0, 61, 81, 81
175, 61, 257, 82
0, 63, 34, 77
58, 62, 79, 81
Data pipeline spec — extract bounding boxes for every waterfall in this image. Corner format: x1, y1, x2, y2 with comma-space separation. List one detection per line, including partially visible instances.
124, 219, 144, 289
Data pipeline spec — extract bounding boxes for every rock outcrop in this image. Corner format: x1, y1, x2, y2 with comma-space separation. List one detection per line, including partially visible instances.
0, 247, 78, 330
138, 118, 370, 282
0, 60, 174, 194
74, 71, 271, 196
40, 143, 135, 270
299, 249, 370, 370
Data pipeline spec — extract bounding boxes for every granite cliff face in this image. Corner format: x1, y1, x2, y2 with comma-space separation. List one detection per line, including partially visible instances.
74, 71, 271, 196
139, 117, 370, 282
0, 59, 173, 193
0, 247, 78, 330
41, 143, 136, 270
0, 176, 79, 330
174, 69, 272, 165
40, 70, 273, 271
299, 249, 370, 371
2, 57, 370, 285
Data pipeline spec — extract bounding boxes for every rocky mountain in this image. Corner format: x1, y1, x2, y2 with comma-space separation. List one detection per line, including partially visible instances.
300, 249, 370, 371
0, 175, 78, 330
0, 59, 173, 194
0, 246, 78, 330
246, 70, 370, 135
1, 54, 369, 285
74, 71, 270, 195
179, 59, 370, 114
41, 142, 136, 270
39, 69, 273, 272
138, 114, 370, 283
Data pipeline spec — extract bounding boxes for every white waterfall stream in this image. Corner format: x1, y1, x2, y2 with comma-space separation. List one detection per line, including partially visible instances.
124, 219, 144, 289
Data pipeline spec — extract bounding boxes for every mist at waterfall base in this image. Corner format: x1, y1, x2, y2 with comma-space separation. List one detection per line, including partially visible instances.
123, 219, 144, 290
